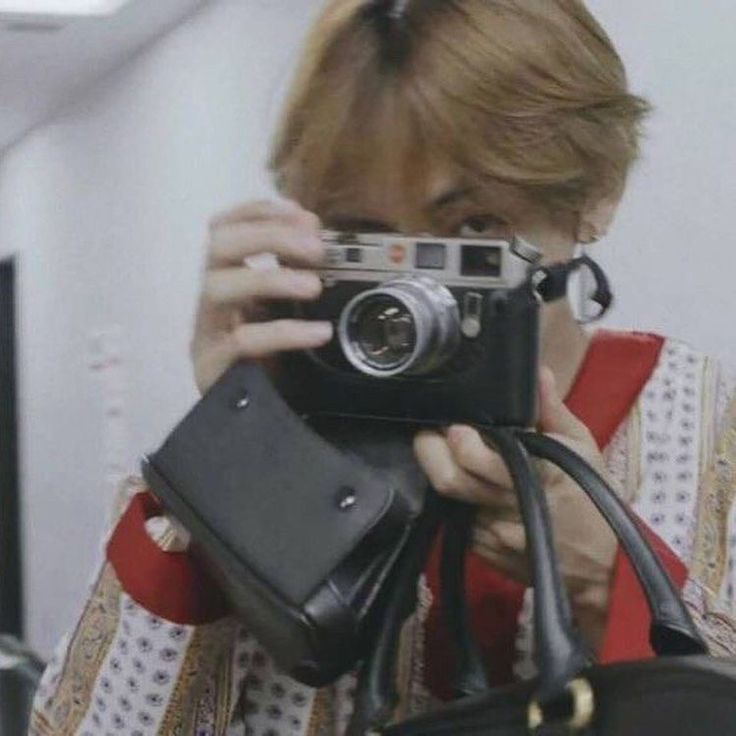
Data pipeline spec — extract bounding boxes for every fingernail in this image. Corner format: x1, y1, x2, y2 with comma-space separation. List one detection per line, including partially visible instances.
448, 425, 472, 443
307, 321, 333, 341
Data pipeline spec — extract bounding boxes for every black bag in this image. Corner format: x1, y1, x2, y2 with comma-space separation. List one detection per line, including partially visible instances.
141, 361, 427, 687
348, 427, 736, 736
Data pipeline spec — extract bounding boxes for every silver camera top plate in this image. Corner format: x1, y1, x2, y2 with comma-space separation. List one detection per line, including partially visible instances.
319, 231, 541, 290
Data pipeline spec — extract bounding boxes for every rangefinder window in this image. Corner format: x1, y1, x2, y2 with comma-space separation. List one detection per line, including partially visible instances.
461, 245, 503, 277
415, 242, 447, 270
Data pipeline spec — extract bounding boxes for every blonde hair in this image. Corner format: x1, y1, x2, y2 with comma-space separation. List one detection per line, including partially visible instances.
269, 0, 650, 217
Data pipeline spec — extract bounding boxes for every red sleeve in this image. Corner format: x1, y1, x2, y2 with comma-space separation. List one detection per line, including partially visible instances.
106, 492, 230, 625
423, 531, 527, 700
599, 521, 688, 662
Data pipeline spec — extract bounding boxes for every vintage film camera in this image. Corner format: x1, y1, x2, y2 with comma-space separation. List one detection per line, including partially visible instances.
276, 230, 544, 428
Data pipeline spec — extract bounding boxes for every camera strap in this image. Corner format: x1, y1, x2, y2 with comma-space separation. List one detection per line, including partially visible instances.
531, 254, 613, 321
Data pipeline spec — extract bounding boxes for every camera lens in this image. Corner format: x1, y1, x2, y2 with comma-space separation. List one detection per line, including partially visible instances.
352, 296, 417, 371
339, 276, 461, 377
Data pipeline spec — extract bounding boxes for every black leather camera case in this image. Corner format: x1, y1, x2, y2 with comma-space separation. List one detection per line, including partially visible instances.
141, 361, 422, 687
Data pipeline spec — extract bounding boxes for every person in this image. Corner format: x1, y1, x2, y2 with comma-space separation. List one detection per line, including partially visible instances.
29, 1, 736, 734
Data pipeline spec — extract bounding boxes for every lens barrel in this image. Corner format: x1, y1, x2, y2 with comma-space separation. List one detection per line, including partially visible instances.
338, 276, 461, 377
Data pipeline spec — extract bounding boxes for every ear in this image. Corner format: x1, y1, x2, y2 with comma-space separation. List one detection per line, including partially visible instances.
576, 185, 624, 244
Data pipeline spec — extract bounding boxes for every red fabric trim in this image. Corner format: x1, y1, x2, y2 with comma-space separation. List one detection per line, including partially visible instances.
600, 522, 689, 662
567, 331, 685, 661
565, 330, 666, 449
107, 492, 230, 625
423, 530, 526, 699
424, 329, 669, 699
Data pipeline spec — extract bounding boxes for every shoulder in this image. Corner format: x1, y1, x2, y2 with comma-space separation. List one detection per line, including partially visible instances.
629, 332, 736, 481
621, 334, 735, 561
662, 340, 736, 611
642, 335, 736, 449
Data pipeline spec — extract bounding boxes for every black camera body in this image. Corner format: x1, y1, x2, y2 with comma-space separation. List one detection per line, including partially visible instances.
276, 231, 543, 429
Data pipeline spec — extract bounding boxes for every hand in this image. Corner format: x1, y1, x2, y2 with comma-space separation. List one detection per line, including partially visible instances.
413, 367, 618, 650
191, 199, 333, 395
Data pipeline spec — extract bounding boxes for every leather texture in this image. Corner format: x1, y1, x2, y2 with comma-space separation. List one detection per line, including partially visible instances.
440, 500, 491, 697
142, 361, 424, 686
483, 428, 593, 702
349, 429, 736, 735
347, 491, 446, 736
518, 432, 706, 656
384, 657, 736, 735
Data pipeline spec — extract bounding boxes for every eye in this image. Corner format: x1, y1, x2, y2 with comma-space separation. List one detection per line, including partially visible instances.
457, 215, 511, 239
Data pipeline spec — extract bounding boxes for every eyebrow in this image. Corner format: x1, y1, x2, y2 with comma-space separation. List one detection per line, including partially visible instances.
429, 186, 476, 211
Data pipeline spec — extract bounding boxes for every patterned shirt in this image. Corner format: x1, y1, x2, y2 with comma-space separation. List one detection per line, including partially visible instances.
29, 332, 736, 735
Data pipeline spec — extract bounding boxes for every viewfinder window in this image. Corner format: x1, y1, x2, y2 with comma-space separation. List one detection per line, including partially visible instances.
461, 245, 502, 277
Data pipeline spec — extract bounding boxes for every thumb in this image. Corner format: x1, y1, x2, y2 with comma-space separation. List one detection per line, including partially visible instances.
537, 366, 589, 441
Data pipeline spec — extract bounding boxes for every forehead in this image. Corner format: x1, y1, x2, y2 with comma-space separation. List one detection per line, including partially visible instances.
310, 156, 445, 225
318, 165, 531, 225
333, 169, 455, 213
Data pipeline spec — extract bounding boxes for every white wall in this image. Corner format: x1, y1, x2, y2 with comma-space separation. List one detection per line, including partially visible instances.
0, 0, 319, 656
586, 0, 736, 363
0, 0, 735, 657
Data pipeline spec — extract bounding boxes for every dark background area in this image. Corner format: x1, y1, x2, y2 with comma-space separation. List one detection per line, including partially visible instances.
0, 257, 22, 637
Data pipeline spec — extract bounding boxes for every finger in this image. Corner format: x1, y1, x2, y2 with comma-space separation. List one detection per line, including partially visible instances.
204, 267, 323, 306
474, 502, 520, 535
475, 519, 527, 553
537, 366, 592, 443
446, 424, 563, 490
208, 199, 320, 233
444, 425, 514, 488
542, 431, 605, 481
192, 282, 238, 337
414, 431, 515, 507
231, 319, 333, 359
472, 522, 529, 582
208, 222, 325, 267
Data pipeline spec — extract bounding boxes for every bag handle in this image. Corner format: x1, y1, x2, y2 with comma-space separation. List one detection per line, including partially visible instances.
440, 430, 593, 706
429, 430, 604, 722
517, 431, 706, 655
347, 488, 445, 736
442, 430, 706, 706
348, 429, 592, 734
440, 500, 492, 697
351, 427, 708, 734
480, 428, 592, 703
